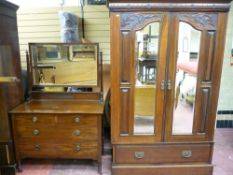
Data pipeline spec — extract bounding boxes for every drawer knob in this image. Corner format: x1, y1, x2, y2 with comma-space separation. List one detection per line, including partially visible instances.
34, 144, 40, 151
32, 116, 38, 123
33, 129, 40, 136
74, 129, 80, 136
182, 150, 192, 158
135, 152, 144, 159
75, 145, 81, 151
75, 117, 80, 123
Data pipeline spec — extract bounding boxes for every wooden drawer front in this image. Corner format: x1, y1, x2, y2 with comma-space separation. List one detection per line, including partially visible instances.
56, 114, 98, 127
17, 142, 98, 160
13, 114, 54, 126
112, 165, 213, 175
14, 126, 98, 141
115, 144, 212, 164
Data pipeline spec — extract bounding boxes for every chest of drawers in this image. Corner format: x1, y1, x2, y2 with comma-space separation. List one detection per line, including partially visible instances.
11, 100, 104, 173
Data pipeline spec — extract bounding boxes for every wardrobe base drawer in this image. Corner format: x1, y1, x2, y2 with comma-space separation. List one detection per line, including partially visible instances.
114, 144, 212, 164
112, 164, 213, 175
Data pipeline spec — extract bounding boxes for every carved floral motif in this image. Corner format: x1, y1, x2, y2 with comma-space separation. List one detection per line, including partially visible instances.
121, 13, 161, 30
179, 14, 218, 30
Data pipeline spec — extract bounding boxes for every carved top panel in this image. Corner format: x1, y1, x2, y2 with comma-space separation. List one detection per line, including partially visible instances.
121, 13, 162, 30
178, 13, 218, 30
109, 3, 230, 12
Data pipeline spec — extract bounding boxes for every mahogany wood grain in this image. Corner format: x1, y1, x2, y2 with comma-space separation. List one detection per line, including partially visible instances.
10, 100, 105, 114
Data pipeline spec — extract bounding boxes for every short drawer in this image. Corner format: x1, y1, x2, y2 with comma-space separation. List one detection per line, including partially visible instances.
16, 141, 98, 160
55, 114, 98, 127
13, 125, 98, 141
115, 144, 212, 164
12, 114, 54, 126
112, 164, 213, 175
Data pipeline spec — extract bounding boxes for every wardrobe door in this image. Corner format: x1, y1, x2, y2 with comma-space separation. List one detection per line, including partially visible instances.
165, 13, 228, 142
111, 13, 168, 144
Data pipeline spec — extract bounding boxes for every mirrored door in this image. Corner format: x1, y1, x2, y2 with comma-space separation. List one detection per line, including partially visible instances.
165, 13, 219, 141
111, 13, 168, 143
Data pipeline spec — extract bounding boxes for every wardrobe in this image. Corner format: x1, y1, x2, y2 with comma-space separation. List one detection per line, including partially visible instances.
109, 0, 231, 174
0, 1, 23, 175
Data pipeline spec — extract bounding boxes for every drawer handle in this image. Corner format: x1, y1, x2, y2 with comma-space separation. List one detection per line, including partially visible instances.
75, 145, 81, 151
34, 144, 40, 151
74, 129, 80, 136
75, 117, 80, 123
32, 116, 38, 123
135, 152, 144, 159
32, 129, 40, 136
182, 150, 192, 158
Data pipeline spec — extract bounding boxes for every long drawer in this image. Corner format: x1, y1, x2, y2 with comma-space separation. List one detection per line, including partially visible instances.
14, 126, 98, 141
16, 141, 98, 160
112, 164, 213, 175
114, 144, 212, 164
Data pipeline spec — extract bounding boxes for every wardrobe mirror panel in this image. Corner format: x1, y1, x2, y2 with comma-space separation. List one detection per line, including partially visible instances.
134, 22, 160, 135
172, 22, 201, 135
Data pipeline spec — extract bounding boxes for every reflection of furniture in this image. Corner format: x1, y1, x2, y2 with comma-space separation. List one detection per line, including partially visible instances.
138, 58, 156, 84
11, 43, 109, 174
135, 86, 155, 116
0, 1, 23, 175
110, 0, 230, 175
28, 43, 99, 87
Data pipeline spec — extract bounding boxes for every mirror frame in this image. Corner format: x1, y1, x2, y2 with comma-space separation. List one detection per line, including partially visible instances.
26, 42, 103, 98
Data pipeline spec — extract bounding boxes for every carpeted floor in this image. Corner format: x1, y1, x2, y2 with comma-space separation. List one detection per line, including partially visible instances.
16, 128, 233, 175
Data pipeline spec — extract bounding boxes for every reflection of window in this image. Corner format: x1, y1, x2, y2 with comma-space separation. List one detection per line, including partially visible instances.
182, 37, 189, 52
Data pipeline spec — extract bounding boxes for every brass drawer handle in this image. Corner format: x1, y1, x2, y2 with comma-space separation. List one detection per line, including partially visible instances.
34, 144, 40, 151
33, 129, 40, 136
135, 152, 144, 159
75, 117, 80, 123
74, 129, 80, 136
32, 116, 38, 123
182, 150, 192, 158
75, 144, 81, 151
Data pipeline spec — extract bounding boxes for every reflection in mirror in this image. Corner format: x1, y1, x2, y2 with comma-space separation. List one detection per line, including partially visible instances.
133, 22, 160, 135
30, 43, 98, 92
172, 22, 201, 135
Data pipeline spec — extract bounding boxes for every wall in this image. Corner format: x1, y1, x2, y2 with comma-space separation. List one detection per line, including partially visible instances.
217, 1, 233, 127
16, 5, 110, 69
218, 2, 233, 110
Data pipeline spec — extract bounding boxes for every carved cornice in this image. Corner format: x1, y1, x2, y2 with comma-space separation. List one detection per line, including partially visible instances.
109, 3, 231, 12
178, 14, 218, 30
121, 13, 162, 30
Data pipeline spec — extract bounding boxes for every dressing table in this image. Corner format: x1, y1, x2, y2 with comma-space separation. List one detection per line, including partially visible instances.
10, 43, 108, 173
